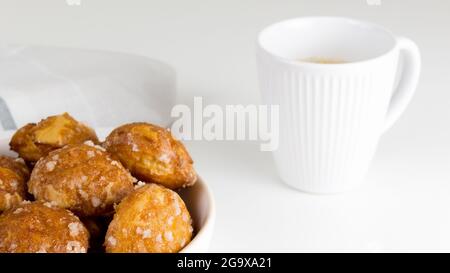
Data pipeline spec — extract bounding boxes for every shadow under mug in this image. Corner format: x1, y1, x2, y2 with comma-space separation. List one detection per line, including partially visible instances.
257, 17, 421, 193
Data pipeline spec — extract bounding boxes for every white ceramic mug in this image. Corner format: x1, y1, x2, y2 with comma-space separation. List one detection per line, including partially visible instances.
257, 17, 421, 193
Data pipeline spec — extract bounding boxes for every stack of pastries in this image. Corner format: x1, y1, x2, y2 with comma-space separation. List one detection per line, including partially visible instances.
0, 113, 196, 253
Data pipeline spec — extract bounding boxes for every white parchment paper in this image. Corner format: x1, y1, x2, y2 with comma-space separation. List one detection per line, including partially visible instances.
0, 44, 176, 131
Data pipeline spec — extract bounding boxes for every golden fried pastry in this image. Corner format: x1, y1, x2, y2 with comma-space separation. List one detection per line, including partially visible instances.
105, 183, 193, 253
10, 113, 99, 163
0, 202, 89, 253
28, 143, 135, 216
0, 156, 30, 212
0, 156, 30, 180
103, 123, 196, 189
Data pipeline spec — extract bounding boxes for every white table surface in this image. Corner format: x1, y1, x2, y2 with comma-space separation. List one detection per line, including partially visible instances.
1, 0, 450, 252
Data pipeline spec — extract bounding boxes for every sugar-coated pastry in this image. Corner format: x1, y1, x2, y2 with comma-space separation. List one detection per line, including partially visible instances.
0, 202, 89, 253
10, 113, 99, 163
28, 143, 135, 216
0, 156, 30, 212
104, 183, 193, 253
0, 156, 30, 180
103, 123, 196, 190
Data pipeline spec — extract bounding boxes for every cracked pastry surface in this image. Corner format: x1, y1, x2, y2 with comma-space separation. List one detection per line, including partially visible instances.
103, 123, 196, 190
0, 202, 89, 253
10, 113, 99, 163
0, 156, 30, 212
104, 183, 193, 253
28, 142, 135, 217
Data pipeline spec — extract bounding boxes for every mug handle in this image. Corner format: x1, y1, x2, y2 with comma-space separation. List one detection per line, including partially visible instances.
383, 37, 421, 132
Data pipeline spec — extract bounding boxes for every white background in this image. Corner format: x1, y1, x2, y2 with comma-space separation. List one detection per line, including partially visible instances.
1, 0, 450, 251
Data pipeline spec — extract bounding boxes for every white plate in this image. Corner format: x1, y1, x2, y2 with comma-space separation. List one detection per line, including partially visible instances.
0, 129, 215, 253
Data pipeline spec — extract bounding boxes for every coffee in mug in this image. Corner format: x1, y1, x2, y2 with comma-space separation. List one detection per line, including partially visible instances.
300, 57, 347, 64
257, 17, 421, 193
